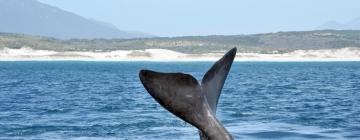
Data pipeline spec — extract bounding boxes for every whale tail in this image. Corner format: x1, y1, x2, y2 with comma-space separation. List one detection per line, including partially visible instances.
139, 48, 236, 140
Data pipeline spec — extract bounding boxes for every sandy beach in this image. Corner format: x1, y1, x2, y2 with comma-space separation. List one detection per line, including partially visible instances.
1, 47, 360, 61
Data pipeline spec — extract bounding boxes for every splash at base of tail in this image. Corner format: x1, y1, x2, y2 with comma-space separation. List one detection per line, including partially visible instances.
139, 48, 237, 140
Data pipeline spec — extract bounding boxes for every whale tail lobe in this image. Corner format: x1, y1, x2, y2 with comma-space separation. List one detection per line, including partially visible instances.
202, 47, 236, 112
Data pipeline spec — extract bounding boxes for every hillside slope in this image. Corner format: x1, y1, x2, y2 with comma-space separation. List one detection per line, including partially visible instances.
0, 0, 153, 39
1, 30, 359, 54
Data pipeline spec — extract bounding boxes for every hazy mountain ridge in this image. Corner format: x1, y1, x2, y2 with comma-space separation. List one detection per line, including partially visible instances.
318, 17, 360, 30
0, 0, 153, 39
1, 30, 360, 54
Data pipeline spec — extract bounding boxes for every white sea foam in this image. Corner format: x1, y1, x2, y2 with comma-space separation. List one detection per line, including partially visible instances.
1, 47, 360, 61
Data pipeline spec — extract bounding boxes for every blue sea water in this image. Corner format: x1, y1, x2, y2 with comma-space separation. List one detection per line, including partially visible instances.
0, 61, 359, 140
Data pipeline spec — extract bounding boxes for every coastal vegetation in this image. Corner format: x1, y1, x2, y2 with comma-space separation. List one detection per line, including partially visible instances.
1, 30, 360, 54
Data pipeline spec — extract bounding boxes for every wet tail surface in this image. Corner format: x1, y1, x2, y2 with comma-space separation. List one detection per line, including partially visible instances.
139, 48, 237, 140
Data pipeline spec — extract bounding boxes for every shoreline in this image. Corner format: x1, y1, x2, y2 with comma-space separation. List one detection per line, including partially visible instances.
1, 58, 360, 62
1, 47, 360, 62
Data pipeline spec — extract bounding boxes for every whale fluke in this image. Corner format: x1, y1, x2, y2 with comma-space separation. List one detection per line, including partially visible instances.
139, 47, 237, 140
200, 48, 236, 140
202, 47, 236, 113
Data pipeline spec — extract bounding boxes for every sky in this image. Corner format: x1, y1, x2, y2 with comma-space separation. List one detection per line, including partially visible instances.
39, 0, 360, 37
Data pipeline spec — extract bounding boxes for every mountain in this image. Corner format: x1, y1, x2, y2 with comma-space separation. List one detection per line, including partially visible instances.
0, 0, 154, 39
347, 17, 360, 29
318, 17, 360, 30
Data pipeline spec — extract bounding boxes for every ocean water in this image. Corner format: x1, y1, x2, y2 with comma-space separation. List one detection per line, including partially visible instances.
0, 61, 359, 140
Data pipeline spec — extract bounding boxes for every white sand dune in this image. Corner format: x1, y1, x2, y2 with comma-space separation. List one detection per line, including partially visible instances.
1, 47, 360, 61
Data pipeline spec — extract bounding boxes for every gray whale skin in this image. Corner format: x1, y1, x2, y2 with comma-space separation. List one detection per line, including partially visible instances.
139, 48, 237, 140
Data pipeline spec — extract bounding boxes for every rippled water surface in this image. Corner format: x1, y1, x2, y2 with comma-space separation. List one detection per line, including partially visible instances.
0, 61, 359, 139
